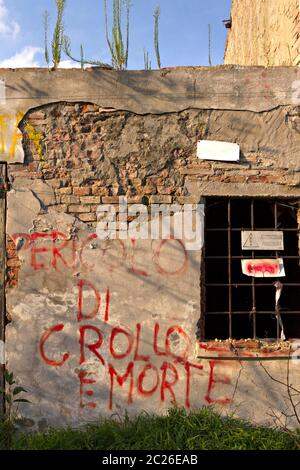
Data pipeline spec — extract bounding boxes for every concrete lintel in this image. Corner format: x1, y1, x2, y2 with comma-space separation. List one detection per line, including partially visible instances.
185, 180, 300, 198
0, 66, 299, 115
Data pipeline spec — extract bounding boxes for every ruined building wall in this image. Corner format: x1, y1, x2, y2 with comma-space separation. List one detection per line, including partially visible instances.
224, 0, 300, 66
1, 67, 300, 429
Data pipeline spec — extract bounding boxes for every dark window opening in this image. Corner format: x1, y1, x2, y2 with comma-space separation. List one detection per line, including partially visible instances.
203, 197, 300, 340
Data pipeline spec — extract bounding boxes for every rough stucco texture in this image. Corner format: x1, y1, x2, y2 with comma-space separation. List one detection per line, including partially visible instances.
6, 197, 201, 429
225, 0, 300, 66
4, 96, 300, 430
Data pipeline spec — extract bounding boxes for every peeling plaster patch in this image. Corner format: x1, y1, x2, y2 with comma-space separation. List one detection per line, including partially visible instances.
31, 210, 76, 237
7, 189, 41, 234
12, 179, 56, 208
45, 298, 68, 314
45, 211, 77, 232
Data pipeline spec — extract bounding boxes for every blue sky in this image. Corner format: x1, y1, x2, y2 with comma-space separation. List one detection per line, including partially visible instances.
0, 0, 232, 68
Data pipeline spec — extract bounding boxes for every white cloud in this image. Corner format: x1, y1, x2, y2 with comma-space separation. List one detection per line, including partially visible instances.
0, 46, 43, 67
0, 0, 20, 38
0, 50, 85, 69
58, 59, 81, 69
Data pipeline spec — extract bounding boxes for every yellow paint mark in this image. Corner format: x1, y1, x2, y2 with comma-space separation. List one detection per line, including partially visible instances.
9, 111, 24, 160
0, 111, 44, 162
25, 121, 44, 164
0, 115, 5, 155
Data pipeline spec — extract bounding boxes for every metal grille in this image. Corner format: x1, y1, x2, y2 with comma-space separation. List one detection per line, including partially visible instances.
204, 198, 300, 340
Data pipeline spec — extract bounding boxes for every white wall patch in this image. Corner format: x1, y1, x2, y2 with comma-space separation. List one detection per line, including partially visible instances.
0, 80, 6, 104
197, 140, 240, 162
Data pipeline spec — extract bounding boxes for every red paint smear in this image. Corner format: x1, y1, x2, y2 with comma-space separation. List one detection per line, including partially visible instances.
153, 238, 188, 277
39, 324, 70, 367
40, 287, 236, 411
79, 325, 105, 365
79, 371, 97, 409
198, 342, 230, 353
109, 327, 134, 360
165, 325, 192, 361
104, 288, 110, 323
51, 231, 69, 269
25, 230, 190, 278
137, 363, 160, 397
31, 232, 51, 270
77, 279, 101, 322
79, 233, 97, 270
30, 232, 70, 270
134, 323, 150, 362
204, 360, 232, 405
246, 262, 279, 275
108, 362, 134, 410
160, 361, 179, 405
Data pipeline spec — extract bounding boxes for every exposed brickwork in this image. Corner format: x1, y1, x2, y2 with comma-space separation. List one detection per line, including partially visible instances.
6, 101, 300, 237
225, 0, 300, 66
10, 104, 208, 219
6, 236, 21, 290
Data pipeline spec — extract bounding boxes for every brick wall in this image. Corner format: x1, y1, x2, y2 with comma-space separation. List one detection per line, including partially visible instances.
9, 102, 300, 211
5, 101, 300, 287
225, 0, 300, 66
12, 104, 204, 219
4, 66, 300, 428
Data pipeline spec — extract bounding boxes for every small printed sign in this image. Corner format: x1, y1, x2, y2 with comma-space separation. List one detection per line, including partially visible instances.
241, 231, 284, 250
241, 259, 285, 278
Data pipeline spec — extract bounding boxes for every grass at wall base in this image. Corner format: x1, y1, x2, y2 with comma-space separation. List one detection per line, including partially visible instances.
0, 407, 299, 450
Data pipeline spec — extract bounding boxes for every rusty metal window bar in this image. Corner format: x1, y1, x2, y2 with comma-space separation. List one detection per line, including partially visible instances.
204, 198, 300, 340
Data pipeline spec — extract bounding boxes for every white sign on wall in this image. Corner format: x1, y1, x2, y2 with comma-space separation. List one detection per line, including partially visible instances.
241, 231, 284, 250
197, 140, 240, 162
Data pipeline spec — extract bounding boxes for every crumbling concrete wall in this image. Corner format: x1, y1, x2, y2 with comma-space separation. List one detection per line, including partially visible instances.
7, 102, 300, 213
225, 0, 300, 66
2, 67, 300, 429
6, 196, 201, 428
